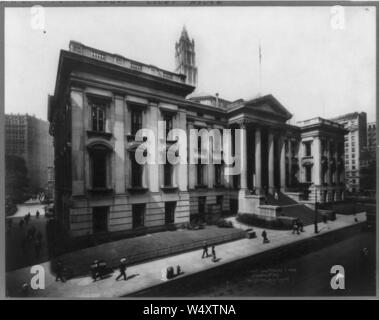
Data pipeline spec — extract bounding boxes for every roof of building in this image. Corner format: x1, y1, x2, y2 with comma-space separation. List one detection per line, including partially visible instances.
330, 111, 367, 122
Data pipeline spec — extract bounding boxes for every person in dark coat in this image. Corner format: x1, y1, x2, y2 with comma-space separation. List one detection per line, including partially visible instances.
298, 220, 304, 232
292, 221, 300, 235
116, 260, 127, 281
201, 241, 209, 258
36, 210, 40, 219
262, 230, 269, 243
90, 260, 99, 281
55, 260, 65, 282
211, 245, 217, 262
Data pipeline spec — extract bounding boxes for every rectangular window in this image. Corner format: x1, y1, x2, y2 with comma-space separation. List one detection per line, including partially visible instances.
92, 151, 107, 188
198, 196, 206, 215
165, 201, 176, 224
163, 113, 173, 138
214, 164, 222, 185
216, 195, 223, 212
164, 162, 173, 186
305, 142, 312, 156
131, 153, 143, 187
92, 206, 108, 233
131, 108, 142, 136
91, 103, 106, 132
132, 204, 145, 228
196, 164, 205, 186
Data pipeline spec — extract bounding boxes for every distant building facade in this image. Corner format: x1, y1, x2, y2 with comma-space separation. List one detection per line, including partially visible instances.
330, 112, 367, 193
367, 122, 376, 152
48, 37, 346, 238
5, 114, 54, 194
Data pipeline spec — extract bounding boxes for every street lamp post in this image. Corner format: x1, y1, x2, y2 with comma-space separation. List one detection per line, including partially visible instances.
314, 186, 319, 234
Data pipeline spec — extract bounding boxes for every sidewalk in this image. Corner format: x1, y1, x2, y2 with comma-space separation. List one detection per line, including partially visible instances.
6, 213, 366, 298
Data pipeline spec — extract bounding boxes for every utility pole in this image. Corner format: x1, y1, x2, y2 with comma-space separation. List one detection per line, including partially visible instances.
314, 186, 319, 233
258, 40, 262, 95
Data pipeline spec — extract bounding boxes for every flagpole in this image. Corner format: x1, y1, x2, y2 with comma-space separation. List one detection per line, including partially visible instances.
258, 40, 262, 95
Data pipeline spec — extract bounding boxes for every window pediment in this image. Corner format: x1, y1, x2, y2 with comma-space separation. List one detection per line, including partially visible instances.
86, 140, 113, 152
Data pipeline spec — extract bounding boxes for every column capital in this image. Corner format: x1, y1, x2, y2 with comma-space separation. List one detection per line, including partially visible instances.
237, 119, 249, 129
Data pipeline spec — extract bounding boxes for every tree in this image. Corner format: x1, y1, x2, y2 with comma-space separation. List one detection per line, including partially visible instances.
5, 155, 29, 204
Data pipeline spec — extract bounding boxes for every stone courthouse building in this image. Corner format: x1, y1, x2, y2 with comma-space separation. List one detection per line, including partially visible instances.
48, 28, 346, 237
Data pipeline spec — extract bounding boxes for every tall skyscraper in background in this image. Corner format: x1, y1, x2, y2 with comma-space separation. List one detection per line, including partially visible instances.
175, 26, 198, 87
5, 114, 54, 194
330, 112, 367, 193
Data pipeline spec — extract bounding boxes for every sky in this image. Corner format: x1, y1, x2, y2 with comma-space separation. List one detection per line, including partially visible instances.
4, 5, 376, 123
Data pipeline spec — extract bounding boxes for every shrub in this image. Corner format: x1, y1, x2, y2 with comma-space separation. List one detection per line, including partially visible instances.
237, 213, 293, 230
216, 218, 233, 228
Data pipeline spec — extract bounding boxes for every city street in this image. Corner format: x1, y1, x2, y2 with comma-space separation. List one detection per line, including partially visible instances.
6, 202, 50, 271
139, 230, 376, 297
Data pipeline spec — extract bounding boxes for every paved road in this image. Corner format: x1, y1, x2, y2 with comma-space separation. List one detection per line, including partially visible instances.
8, 201, 45, 218
137, 231, 376, 297
6, 202, 50, 271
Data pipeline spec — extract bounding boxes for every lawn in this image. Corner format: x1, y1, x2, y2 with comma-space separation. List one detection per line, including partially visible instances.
51, 225, 245, 278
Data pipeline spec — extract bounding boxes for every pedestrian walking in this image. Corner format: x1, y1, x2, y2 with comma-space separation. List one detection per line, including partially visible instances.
211, 245, 217, 262
292, 221, 300, 235
274, 190, 279, 200
55, 260, 65, 282
292, 222, 296, 234
298, 220, 304, 232
36, 210, 40, 219
262, 230, 269, 243
201, 241, 209, 258
116, 258, 127, 281
90, 260, 99, 281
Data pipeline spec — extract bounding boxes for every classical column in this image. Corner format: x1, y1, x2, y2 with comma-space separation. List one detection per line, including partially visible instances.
298, 141, 303, 182
313, 136, 322, 185
239, 122, 248, 190
254, 127, 262, 193
268, 130, 275, 193
71, 87, 85, 196
187, 122, 196, 189
288, 139, 292, 186
280, 135, 286, 191
114, 95, 126, 194
326, 140, 331, 185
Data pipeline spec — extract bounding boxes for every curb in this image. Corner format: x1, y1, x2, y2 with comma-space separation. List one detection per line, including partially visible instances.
128, 221, 366, 296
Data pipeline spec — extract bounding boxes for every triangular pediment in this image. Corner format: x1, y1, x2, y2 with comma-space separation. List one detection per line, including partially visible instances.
245, 94, 292, 121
